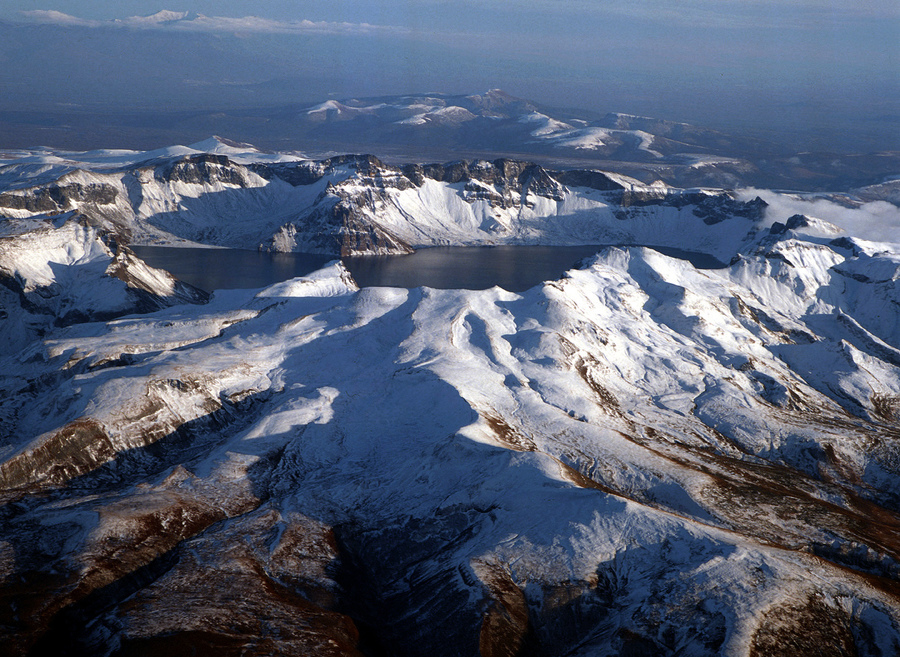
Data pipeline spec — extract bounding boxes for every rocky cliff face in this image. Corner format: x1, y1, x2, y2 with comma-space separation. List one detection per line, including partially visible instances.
0, 147, 771, 258
0, 181, 119, 214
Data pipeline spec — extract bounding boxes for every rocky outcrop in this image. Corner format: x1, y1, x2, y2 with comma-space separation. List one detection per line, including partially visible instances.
0, 182, 119, 214
769, 213, 812, 234
332, 199, 415, 256
553, 168, 626, 192
153, 153, 253, 187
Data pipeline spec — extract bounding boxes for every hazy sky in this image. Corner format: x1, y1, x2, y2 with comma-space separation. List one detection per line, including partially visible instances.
1, 1, 898, 149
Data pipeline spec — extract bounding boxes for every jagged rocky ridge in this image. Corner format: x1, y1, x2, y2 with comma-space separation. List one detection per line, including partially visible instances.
0, 147, 769, 258
1, 142, 900, 656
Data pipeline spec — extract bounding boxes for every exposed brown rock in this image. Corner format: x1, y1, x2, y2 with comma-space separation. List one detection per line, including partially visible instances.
750, 595, 859, 657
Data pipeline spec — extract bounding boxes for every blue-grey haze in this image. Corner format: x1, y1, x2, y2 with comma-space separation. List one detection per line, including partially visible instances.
0, 1, 897, 151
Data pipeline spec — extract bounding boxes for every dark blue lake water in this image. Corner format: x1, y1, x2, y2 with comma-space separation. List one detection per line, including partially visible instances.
131, 244, 725, 293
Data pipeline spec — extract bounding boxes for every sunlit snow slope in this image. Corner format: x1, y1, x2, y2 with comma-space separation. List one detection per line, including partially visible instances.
1, 140, 900, 656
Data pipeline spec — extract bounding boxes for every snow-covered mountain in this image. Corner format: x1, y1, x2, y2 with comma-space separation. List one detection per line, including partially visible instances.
275, 91, 900, 191
2, 140, 900, 655
235, 88, 782, 164
4, 89, 899, 191
0, 140, 772, 260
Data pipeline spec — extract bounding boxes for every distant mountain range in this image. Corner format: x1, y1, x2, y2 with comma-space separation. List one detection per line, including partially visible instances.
294, 89, 779, 161
2, 90, 899, 191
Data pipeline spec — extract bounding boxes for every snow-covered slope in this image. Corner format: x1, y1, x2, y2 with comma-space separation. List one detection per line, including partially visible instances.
0, 143, 774, 258
2, 140, 900, 655
0, 215, 207, 351
1, 228, 900, 654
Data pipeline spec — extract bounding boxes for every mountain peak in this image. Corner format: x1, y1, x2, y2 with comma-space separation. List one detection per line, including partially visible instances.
469, 88, 516, 102
118, 10, 191, 26
192, 135, 257, 150
464, 89, 533, 115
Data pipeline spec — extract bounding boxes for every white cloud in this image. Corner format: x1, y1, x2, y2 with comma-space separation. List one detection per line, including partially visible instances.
19, 10, 100, 27
739, 188, 900, 244
171, 15, 408, 36
17, 9, 410, 37
115, 10, 190, 26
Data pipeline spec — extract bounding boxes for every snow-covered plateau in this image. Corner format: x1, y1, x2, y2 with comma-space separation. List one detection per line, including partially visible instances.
1, 140, 900, 656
